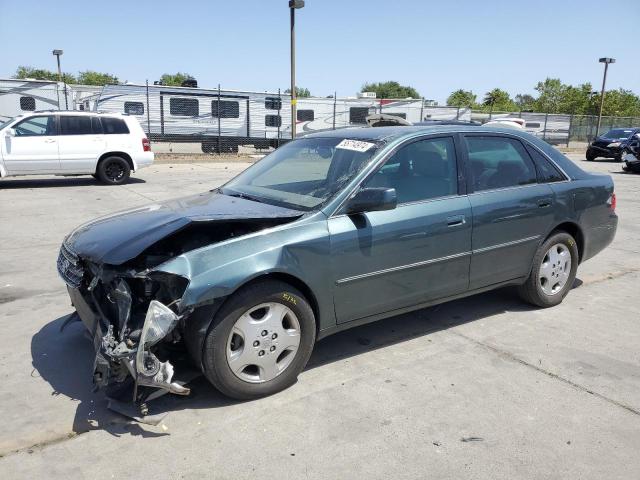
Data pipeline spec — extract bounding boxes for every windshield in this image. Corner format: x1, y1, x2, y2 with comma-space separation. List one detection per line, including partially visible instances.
602, 129, 634, 140
0, 117, 16, 131
221, 137, 382, 211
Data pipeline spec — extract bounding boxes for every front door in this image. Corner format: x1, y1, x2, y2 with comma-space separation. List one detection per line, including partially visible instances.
58, 115, 106, 173
329, 136, 472, 323
463, 134, 556, 289
2, 115, 59, 173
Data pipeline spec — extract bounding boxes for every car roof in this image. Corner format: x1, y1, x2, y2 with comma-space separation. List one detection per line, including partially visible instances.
303, 125, 535, 142
29, 110, 126, 117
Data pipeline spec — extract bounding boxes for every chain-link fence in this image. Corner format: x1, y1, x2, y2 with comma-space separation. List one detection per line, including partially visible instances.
2, 78, 639, 152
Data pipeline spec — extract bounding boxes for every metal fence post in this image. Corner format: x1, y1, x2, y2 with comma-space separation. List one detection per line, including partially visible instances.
277, 88, 281, 147
567, 113, 573, 147
217, 84, 221, 155
145, 80, 151, 141
420, 98, 424, 122
332, 92, 337, 130
542, 112, 549, 141
456, 107, 460, 120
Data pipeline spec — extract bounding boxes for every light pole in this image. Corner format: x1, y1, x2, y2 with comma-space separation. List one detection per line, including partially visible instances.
289, 0, 304, 139
596, 57, 615, 136
52, 49, 68, 110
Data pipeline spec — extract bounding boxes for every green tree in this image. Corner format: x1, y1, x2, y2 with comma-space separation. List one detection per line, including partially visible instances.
284, 87, 311, 97
482, 88, 516, 112
361, 81, 420, 99
14, 65, 76, 84
77, 70, 119, 86
533, 78, 567, 113
599, 88, 640, 117
446, 89, 476, 107
514, 93, 536, 111
159, 72, 194, 86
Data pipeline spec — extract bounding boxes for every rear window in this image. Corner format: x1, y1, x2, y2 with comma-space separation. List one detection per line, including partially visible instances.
124, 101, 144, 115
101, 117, 130, 134
60, 116, 92, 135
169, 97, 199, 117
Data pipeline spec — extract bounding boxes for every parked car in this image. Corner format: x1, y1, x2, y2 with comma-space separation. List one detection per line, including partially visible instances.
621, 133, 640, 173
0, 111, 153, 184
483, 117, 526, 129
586, 127, 640, 162
57, 125, 617, 409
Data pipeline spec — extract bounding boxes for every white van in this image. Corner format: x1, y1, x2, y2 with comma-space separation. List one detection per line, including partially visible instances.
0, 111, 153, 184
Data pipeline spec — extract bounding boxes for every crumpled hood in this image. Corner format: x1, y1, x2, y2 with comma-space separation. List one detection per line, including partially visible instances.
65, 191, 303, 265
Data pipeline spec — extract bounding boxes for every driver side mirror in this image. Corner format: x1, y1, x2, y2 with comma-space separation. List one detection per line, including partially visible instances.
345, 187, 397, 214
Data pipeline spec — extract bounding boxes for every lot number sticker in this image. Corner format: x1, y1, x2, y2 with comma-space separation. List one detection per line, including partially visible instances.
336, 139, 376, 152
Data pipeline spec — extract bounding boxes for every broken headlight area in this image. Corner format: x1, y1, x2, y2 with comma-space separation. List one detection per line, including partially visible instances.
60, 252, 193, 406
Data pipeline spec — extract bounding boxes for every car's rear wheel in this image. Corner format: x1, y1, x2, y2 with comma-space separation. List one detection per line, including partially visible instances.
202, 280, 316, 400
97, 156, 131, 185
518, 231, 579, 308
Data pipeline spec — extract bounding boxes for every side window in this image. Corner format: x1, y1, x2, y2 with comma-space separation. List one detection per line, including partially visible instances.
349, 107, 369, 124
20, 96, 36, 111
364, 137, 458, 204
14, 116, 56, 136
297, 109, 314, 121
60, 116, 92, 135
265, 114, 282, 127
101, 117, 130, 134
265, 97, 282, 110
91, 116, 103, 134
465, 136, 537, 192
124, 101, 144, 115
212, 100, 239, 118
169, 97, 199, 117
525, 145, 565, 183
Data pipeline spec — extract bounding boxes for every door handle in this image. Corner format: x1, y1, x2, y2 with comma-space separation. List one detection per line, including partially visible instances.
537, 199, 552, 208
44, 138, 56, 143
446, 215, 466, 227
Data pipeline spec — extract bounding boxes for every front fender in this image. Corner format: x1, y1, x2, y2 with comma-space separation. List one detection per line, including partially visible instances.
154, 215, 335, 329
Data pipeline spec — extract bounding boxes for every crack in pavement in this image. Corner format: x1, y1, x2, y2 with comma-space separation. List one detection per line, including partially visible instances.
450, 330, 640, 418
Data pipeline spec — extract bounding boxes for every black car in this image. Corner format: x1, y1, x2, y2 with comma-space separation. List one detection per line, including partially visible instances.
586, 128, 640, 162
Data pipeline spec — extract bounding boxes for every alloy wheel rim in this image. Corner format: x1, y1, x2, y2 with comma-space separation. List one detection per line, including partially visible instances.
226, 302, 301, 383
105, 161, 125, 181
539, 243, 572, 296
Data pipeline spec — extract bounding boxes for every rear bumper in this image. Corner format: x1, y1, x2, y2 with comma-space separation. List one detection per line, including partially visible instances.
134, 152, 154, 170
583, 214, 618, 262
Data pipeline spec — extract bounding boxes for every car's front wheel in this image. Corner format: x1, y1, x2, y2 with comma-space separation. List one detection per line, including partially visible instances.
518, 231, 579, 308
202, 280, 316, 400
97, 156, 131, 185
586, 151, 596, 161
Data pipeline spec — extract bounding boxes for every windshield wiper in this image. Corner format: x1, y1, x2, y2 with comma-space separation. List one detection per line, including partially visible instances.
223, 191, 266, 204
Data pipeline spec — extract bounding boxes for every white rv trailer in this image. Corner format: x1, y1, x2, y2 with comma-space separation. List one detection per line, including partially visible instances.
0, 78, 72, 122
96, 83, 294, 152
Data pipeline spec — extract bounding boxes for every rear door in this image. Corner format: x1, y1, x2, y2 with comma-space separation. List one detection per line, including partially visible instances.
2, 115, 59, 173
463, 134, 556, 289
58, 115, 106, 173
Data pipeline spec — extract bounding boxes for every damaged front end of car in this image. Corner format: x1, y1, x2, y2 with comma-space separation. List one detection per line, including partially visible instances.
59, 243, 194, 408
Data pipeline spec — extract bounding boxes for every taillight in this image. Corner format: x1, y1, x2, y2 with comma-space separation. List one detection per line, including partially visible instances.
608, 192, 616, 211
142, 138, 151, 152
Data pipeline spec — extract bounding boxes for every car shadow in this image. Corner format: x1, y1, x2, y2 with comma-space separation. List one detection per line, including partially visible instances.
0, 177, 146, 189
32, 282, 578, 437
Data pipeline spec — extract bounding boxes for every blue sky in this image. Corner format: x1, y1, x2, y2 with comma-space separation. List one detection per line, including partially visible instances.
1, 0, 638, 102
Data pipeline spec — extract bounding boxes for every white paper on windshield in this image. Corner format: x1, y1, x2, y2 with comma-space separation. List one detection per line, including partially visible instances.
335, 139, 376, 152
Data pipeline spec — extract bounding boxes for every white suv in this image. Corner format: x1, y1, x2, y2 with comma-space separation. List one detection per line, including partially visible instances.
0, 111, 154, 185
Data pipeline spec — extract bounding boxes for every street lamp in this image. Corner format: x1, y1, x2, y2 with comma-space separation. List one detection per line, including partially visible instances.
52, 49, 68, 110
596, 57, 615, 136
289, 0, 304, 139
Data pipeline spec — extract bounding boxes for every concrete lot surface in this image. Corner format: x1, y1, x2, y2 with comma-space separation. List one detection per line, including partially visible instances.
0, 155, 639, 479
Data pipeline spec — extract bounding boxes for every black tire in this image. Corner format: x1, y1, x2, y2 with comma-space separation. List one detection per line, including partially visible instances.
202, 280, 316, 400
586, 151, 596, 161
97, 156, 131, 185
518, 231, 579, 308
